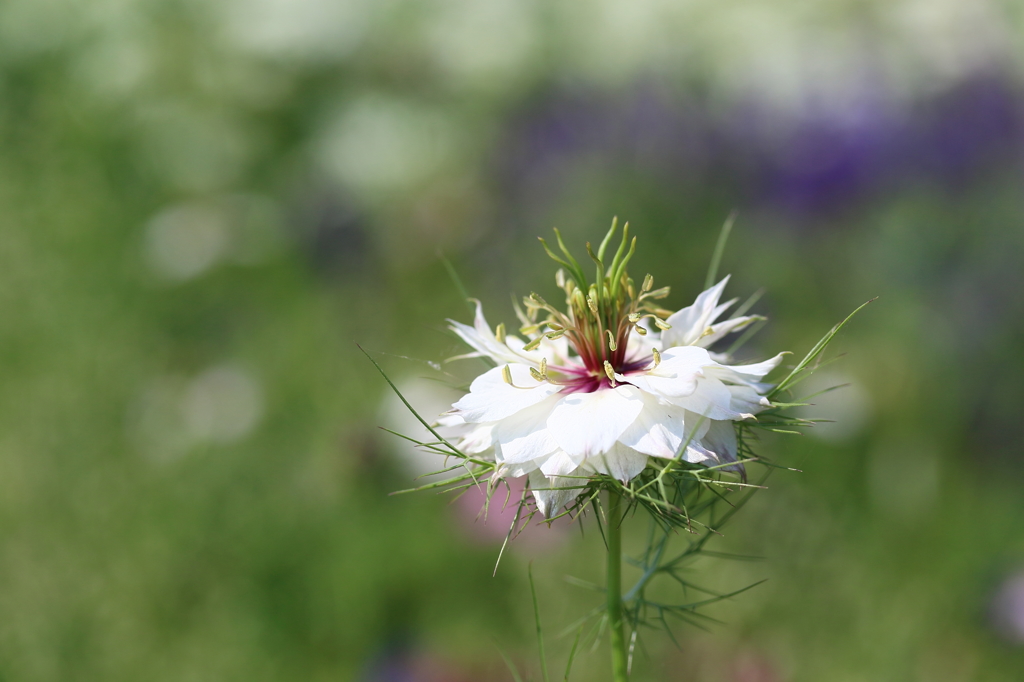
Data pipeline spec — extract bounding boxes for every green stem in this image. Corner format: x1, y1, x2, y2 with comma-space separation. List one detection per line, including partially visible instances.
607, 490, 628, 681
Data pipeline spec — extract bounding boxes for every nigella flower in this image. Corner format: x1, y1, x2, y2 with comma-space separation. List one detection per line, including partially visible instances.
439, 223, 786, 517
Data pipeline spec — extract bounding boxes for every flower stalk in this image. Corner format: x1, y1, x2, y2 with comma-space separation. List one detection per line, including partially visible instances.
607, 489, 629, 682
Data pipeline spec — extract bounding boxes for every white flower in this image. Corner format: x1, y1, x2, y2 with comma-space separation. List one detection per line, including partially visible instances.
436, 223, 786, 516
440, 230, 785, 518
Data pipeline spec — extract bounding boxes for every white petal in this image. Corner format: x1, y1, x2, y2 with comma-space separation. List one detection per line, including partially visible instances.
617, 393, 689, 458
539, 449, 581, 476
682, 441, 716, 464
496, 460, 539, 478
701, 420, 744, 475
717, 352, 786, 381
709, 297, 738, 323
436, 413, 465, 427
726, 384, 771, 415
669, 375, 748, 420
435, 414, 495, 456
529, 470, 579, 518
662, 276, 730, 347
589, 442, 649, 482
452, 364, 563, 423
492, 394, 562, 464
546, 386, 645, 458
456, 423, 495, 455
703, 420, 739, 463
696, 315, 757, 348
448, 301, 521, 365
617, 346, 712, 399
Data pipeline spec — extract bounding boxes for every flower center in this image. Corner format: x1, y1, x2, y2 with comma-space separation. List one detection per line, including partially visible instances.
516, 220, 672, 392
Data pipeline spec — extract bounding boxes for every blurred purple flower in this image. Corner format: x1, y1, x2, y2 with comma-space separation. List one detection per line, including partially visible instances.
494, 73, 1024, 220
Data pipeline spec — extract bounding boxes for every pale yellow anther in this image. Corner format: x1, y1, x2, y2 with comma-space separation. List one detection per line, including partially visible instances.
555, 268, 566, 289
651, 347, 662, 368
545, 329, 567, 340
635, 325, 648, 336
587, 293, 599, 314
628, 312, 640, 323
530, 367, 544, 382
647, 286, 671, 299
502, 365, 513, 385
606, 330, 617, 351
523, 336, 543, 351
571, 289, 587, 312
701, 326, 715, 338
603, 361, 616, 384
642, 273, 653, 292
539, 357, 547, 378
654, 318, 672, 331
495, 322, 506, 343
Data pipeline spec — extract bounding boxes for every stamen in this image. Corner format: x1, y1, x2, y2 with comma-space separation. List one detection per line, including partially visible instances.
502, 365, 513, 385
586, 292, 599, 314
700, 326, 715, 338
529, 359, 549, 384
651, 347, 661, 368
606, 330, 617, 351
642, 273, 653, 292
628, 312, 640, 323
495, 322, 506, 343
645, 286, 671, 299
571, 289, 587, 315
603, 361, 617, 385
545, 329, 567, 340
635, 325, 647, 336
653, 318, 672, 331
523, 336, 543, 351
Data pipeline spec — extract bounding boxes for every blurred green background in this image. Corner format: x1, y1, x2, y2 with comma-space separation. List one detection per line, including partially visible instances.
2, 0, 1024, 680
